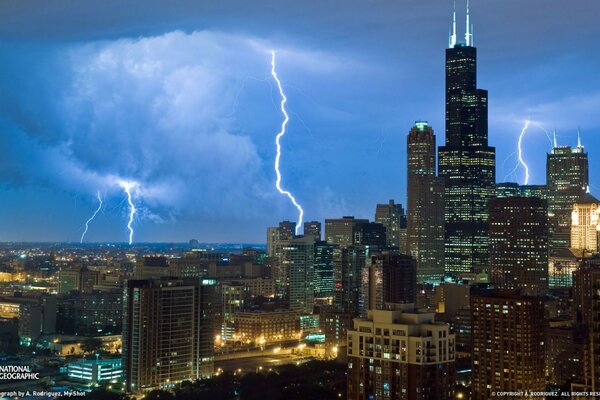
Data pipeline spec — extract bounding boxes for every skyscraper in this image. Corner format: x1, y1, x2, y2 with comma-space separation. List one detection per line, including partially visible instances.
281, 235, 315, 314
406, 121, 445, 282
313, 240, 335, 297
362, 252, 416, 312
572, 261, 600, 393
325, 216, 369, 248
471, 290, 546, 399
375, 200, 407, 250
489, 197, 549, 296
122, 277, 216, 392
347, 303, 456, 400
303, 221, 322, 241
570, 192, 600, 254
438, 4, 495, 277
547, 136, 589, 252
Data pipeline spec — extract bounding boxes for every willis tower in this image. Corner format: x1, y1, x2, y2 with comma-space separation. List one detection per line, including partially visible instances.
438, 0, 495, 277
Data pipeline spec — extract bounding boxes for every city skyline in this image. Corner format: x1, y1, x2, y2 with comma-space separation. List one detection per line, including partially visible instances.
0, 0, 599, 242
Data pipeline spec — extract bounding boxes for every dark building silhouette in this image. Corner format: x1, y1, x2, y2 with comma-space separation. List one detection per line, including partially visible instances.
438, 12, 495, 277
489, 197, 549, 296
406, 121, 445, 282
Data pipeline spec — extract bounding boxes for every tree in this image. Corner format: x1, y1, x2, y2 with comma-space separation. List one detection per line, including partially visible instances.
81, 337, 103, 354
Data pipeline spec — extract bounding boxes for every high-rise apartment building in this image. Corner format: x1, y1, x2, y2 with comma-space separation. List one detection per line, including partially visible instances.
406, 122, 445, 282
347, 303, 455, 400
281, 236, 315, 314
361, 252, 416, 312
375, 200, 407, 250
438, 9, 495, 277
122, 277, 216, 392
471, 290, 546, 399
547, 138, 589, 252
572, 261, 600, 393
489, 197, 549, 296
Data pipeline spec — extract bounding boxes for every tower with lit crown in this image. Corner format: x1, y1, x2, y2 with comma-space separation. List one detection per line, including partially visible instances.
438, 0, 496, 276
547, 129, 589, 252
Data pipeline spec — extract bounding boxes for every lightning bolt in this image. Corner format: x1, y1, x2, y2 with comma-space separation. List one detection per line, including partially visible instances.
517, 120, 531, 185
118, 180, 138, 245
80, 191, 103, 243
270, 50, 304, 235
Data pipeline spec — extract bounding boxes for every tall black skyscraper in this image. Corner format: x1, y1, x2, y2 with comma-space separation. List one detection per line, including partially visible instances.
438, 4, 495, 276
547, 133, 589, 252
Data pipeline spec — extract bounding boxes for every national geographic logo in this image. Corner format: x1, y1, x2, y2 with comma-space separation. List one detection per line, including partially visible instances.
0, 365, 39, 380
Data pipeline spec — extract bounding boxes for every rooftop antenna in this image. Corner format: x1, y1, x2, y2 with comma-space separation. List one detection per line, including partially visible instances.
449, 0, 457, 48
577, 127, 583, 148
553, 129, 558, 148
465, 0, 472, 46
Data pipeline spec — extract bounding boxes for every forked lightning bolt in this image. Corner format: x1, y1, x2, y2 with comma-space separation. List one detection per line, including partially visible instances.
517, 120, 531, 185
270, 50, 304, 235
80, 191, 103, 243
118, 181, 138, 245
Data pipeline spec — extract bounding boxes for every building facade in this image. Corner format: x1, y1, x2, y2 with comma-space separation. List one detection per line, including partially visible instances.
347, 304, 455, 400
471, 290, 546, 399
122, 277, 216, 392
489, 197, 549, 296
547, 141, 589, 252
438, 26, 496, 277
406, 122, 445, 283
375, 200, 407, 250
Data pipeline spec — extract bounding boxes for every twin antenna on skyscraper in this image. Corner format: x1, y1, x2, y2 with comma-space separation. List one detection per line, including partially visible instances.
449, 0, 474, 48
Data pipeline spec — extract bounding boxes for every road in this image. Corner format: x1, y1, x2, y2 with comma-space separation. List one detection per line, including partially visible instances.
215, 353, 314, 375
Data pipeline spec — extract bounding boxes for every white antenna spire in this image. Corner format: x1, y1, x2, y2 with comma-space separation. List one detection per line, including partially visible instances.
577, 127, 582, 148
465, 0, 472, 46
450, 0, 457, 48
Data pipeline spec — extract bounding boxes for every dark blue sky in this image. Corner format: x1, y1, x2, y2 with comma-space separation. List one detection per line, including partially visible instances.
0, 0, 599, 243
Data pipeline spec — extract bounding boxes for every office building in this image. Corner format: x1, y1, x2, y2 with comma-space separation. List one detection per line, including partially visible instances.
489, 197, 549, 296
438, 7, 495, 277
347, 303, 455, 400
571, 192, 600, 254
58, 266, 100, 294
304, 221, 321, 241
406, 122, 445, 282
375, 200, 407, 250
547, 137, 589, 252
313, 241, 335, 297
325, 217, 369, 248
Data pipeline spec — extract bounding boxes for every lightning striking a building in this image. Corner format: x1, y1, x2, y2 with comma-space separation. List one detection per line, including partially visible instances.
80, 191, 103, 243
118, 180, 138, 245
270, 50, 304, 235
517, 120, 531, 185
